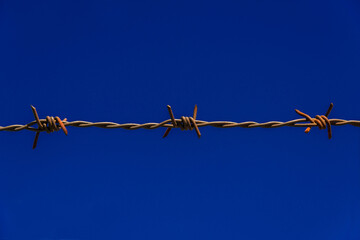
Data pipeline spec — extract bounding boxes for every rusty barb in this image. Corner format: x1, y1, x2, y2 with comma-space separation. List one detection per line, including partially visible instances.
295, 103, 333, 139
2, 102, 360, 149
30, 105, 68, 149
162, 105, 201, 138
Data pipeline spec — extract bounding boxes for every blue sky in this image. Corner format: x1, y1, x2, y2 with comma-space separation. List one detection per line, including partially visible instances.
1, 0, 360, 239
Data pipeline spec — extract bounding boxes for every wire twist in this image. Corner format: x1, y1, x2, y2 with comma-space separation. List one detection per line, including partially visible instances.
1, 103, 360, 149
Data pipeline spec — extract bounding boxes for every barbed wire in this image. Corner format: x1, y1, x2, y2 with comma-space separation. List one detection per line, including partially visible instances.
1, 103, 360, 149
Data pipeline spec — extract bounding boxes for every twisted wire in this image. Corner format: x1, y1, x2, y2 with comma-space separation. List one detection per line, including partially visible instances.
2, 118, 360, 132
1, 103, 360, 149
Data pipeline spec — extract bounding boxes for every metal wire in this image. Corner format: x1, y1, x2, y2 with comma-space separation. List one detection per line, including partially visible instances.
1, 103, 360, 148
3, 118, 360, 131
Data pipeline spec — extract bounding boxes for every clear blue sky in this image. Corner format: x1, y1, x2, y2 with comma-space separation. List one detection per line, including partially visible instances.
1, 0, 360, 239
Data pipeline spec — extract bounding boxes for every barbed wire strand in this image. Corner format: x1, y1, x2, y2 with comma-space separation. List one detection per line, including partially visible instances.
1, 103, 360, 149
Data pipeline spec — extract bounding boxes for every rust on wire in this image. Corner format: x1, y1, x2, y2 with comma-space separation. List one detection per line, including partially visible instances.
30, 105, 68, 149
163, 105, 201, 138
295, 103, 333, 139
1, 103, 360, 149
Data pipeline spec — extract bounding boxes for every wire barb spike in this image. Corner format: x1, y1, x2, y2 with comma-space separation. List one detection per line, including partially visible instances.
295, 103, 333, 139
162, 105, 201, 138
29, 106, 68, 149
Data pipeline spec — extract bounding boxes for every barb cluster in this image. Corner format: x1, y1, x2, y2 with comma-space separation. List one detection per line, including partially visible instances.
1, 103, 360, 149
30, 105, 68, 149
295, 103, 333, 139
163, 105, 201, 138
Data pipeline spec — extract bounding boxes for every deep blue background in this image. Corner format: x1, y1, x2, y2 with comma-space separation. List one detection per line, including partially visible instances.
1, 1, 360, 239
